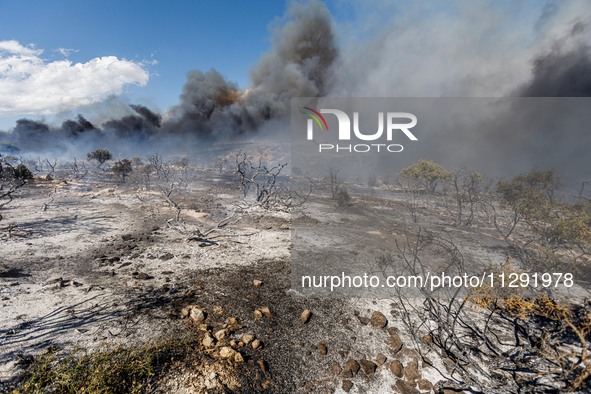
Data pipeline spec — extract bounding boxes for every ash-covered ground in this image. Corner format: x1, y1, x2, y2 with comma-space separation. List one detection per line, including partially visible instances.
0, 151, 590, 393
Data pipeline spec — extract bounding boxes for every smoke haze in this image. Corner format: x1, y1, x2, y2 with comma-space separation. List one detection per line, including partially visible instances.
1, 0, 590, 184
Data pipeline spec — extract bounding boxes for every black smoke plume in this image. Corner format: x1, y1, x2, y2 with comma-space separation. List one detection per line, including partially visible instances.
517, 20, 591, 97
0, 0, 339, 153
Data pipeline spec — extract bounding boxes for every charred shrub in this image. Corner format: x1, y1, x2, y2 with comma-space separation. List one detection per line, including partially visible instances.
112, 159, 133, 182
336, 188, 351, 207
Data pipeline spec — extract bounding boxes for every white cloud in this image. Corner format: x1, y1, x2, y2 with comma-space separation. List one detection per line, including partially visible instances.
56, 47, 79, 57
0, 40, 149, 115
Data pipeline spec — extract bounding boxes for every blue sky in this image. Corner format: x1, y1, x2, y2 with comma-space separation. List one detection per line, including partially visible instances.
0, 0, 298, 128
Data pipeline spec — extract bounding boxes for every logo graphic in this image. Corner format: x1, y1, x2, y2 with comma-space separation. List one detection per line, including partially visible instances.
301, 107, 328, 131
303, 107, 418, 153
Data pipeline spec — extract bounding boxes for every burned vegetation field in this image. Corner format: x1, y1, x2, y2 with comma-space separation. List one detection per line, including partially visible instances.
1, 150, 591, 394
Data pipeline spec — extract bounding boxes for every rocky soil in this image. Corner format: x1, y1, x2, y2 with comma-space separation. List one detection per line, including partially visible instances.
1, 166, 589, 393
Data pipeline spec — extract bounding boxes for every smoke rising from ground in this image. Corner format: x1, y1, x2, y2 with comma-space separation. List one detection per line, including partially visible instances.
1, 0, 591, 185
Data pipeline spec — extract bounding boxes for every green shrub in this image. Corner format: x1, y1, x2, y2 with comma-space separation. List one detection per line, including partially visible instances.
112, 159, 133, 182
399, 160, 452, 193
87, 149, 113, 168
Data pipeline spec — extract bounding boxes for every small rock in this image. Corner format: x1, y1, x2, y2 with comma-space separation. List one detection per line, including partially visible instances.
357, 316, 370, 325
389, 333, 403, 355
261, 380, 271, 390
242, 333, 255, 344
376, 353, 387, 366
258, 306, 271, 318
214, 329, 227, 341
418, 379, 433, 391
300, 309, 312, 324
251, 339, 261, 349
344, 359, 360, 375
137, 272, 153, 280
404, 358, 420, 382
257, 359, 268, 373
253, 279, 263, 287
421, 334, 433, 347
390, 360, 404, 377
228, 317, 238, 326
234, 352, 244, 363
254, 309, 263, 319
395, 379, 420, 394
330, 362, 342, 376
212, 305, 224, 316
342, 380, 353, 392
190, 308, 206, 323
359, 359, 377, 375
370, 311, 388, 328
318, 343, 327, 355
219, 346, 235, 359
181, 305, 193, 318
159, 252, 174, 260
202, 333, 215, 347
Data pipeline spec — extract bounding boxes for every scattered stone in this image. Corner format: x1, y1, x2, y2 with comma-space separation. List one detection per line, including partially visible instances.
404, 358, 420, 382
121, 234, 134, 241
258, 306, 271, 318
136, 272, 153, 280
342, 380, 353, 392
376, 353, 387, 366
359, 359, 377, 375
390, 360, 404, 377
261, 380, 271, 390
344, 359, 360, 375
418, 379, 433, 391
395, 379, 420, 394
251, 339, 261, 349
330, 362, 342, 376
72, 281, 84, 287
190, 308, 206, 323
389, 332, 403, 355
228, 317, 238, 326
357, 316, 370, 325
219, 346, 235, 359
242, 333, 255, 344
254, 309, 264, 319
202, 332, 215, 347
318, 343, 327, 355
300, 309, 312, 324
214, 329, 227, 341
370, 311, 388, 328
181, 306, 193, 318
234, 352, 244, 363
253, 279, 263, 287
108, 256, 121, 263
421, 334, 434, 347
257, 359, 268, 373
159, 252, 174, 260
212, 305, 224, 316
